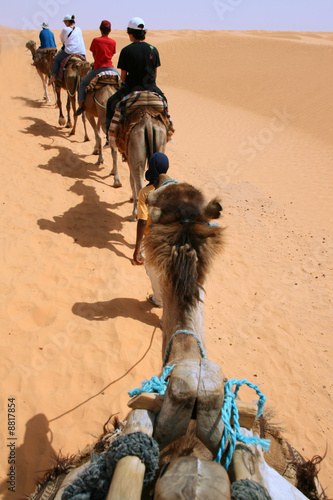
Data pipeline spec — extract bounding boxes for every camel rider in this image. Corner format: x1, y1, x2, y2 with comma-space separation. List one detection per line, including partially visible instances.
31, 22, 57, 66
49, 14, 86, 85
132, 152, 172, 308
76, 20, 118, 116
106, 17, 167, 136
38, 22, 56, 49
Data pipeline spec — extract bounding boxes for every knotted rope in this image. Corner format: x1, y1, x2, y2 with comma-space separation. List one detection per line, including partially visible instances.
231, 479, 272, 499
128, 364, 175, 397
215, 378, 271, 470
62, 432, 159, 499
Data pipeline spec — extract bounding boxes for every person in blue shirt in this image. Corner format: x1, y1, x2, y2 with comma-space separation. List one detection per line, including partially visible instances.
31, 23, 57, 66
38, 22, 56, 49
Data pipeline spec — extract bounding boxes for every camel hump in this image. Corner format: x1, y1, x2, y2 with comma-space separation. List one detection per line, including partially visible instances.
68, 54, 86, 64
39, 47, 57, 54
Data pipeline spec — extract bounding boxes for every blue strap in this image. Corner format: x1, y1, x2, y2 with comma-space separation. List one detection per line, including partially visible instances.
159, 179, 179, 187
179, 219, 219, 227
128, 365, 175, 397
215, 378, 271, 469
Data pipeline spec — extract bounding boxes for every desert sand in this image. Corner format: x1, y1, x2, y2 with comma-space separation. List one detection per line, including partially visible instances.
0, 27, 332, 498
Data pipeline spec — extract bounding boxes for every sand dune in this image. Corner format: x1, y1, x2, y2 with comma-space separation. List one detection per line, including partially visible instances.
0, 27, 332, 498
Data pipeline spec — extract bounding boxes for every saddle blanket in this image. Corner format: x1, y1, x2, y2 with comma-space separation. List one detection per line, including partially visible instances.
86, 70, 120, 92
57, 53, 86, 81
109, 91, 170, 138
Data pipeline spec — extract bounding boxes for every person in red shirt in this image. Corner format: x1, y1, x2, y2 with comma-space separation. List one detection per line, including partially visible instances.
76, 20, 119, 115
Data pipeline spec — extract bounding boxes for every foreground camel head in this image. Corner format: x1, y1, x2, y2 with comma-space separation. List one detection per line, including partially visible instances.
145, 182, 223, 308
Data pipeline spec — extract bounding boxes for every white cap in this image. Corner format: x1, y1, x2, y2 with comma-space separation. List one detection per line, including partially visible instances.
127, 17, 145, 30
41, 22, 48, 28
63, 14, 74, 22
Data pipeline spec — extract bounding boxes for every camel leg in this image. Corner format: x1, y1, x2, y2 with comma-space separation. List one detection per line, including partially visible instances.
127, 128, 147, 220
110, 145, 121, 188
42, 75, 50, 102
85, 114, 104, 164
56, 85, 66, 126
128, 172, 138, 221
66, 95, 74, 131
81, 113, 89, 142
52, 82, 57, 105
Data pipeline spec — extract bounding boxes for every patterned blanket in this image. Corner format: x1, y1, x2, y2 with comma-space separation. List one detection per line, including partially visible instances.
109, 91, 170, 138
86, 70, 120, 92
109, 91, 175, 161
58, 53, 86, 81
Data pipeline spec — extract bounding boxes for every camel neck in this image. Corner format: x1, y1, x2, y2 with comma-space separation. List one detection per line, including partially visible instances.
161, 289, 207, 365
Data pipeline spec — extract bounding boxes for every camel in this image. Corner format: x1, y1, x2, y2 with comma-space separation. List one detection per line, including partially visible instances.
110, 93, 174, 220
25, 40, 56, 103
74, 63, 121, 187
145, 181, 224, 366
27, 183, 326, 498
127, 113, 169, 220
53, 57, 90, 140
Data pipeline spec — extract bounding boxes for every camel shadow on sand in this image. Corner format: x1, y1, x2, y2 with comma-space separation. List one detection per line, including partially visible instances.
20, 115, 68, 140
37, 180, 132, 259
72, 297, 161, 328
37, 144, 117, 185
13, 95, 56, 110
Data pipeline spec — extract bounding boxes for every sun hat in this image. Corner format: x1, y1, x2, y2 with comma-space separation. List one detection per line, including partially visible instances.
63, 14, 74, 22
100, 20, 111, 30
41, 22, 48, 28
145, 153, 169, 184
127, 17, 145, 30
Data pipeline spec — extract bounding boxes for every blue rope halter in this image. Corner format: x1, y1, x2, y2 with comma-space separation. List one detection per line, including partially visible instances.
163, 329, 206, 367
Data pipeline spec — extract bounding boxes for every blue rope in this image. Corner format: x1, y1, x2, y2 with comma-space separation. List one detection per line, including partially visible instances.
128, 365, 175, 398
215, 378, 271, 470
159, 179, 179, 187
179, 219, 219, 227
163, 329, 206, 367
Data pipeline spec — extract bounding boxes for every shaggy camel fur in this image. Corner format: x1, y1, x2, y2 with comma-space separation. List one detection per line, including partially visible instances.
26, 40, 56, 103
75, 62, 121, 186
145, 181, 224, 364
53, 58, 89, 140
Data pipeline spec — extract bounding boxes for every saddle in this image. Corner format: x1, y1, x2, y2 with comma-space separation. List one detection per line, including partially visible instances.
57, 53, 86, 81
109, 90, 175, 161
33, 47, 57, 63
86, 71, 120, 93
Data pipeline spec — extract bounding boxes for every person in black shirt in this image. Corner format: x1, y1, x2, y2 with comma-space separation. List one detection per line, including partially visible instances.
106, 17, 167, 134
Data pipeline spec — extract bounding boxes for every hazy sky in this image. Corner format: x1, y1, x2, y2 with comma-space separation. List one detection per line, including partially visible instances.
2, 0, 333, 31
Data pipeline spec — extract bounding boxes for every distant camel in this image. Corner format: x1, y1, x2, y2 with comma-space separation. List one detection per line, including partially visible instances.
53, 57, 90, 140
75, 63, 121, 186
111, 95, 174, 220
25, 40, 56, 102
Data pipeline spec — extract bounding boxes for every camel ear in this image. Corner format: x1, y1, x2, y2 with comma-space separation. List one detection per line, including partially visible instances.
150, 206, 162, 224
204, 199, 223, 219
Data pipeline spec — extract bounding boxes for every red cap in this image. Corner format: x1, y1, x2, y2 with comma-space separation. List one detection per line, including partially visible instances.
100, 20, 111, 30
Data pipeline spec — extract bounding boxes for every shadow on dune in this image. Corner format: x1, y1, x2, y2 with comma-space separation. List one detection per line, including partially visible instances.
37, 180, 132, 258
20, 115, 67, 140
13, 95, 55, 109
0, 413, 56, 499
37, 144, 119, 186
72, 297, 161, 328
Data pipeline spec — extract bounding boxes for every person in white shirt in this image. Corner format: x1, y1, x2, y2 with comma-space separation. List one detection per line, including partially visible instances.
49, 14, 86, 85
